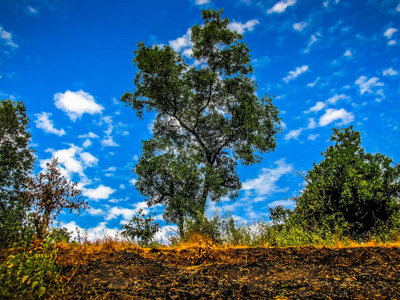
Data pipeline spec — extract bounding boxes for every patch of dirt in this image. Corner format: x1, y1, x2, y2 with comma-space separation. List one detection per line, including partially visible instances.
59, 246, 400, 299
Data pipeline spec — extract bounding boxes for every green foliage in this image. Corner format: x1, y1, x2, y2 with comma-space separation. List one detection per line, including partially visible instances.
122, 9, 281, 228
26, 158, 88, 240
46, 227, 73, 244
0, 250, 63, 299
0, 99, 35, 248
121, 208, 161, 247
184, 212, 225, 244
291, 126, 400, 238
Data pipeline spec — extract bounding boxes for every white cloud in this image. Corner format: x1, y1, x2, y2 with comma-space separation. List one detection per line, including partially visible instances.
326, 94, 349, 104
101, 116, 119, 147
242, 159, 293, 197
319, 108, 354, 126
397, 4, 400, 12
104, 167, 116, 172
283, 65, 309, 82
308, 134, 319, 140
104, 206, 137, 221
304, 33, 321, 53
284, 128, 303, 140
307, 77, 320, 87
130, 178, 137, 185
82, 139, 92, 148
79, 152, 98, 167
0, 26, 18, 48
267, 0, 297, 13
228, 19, 260, 34
388, 39, 397, 45
383, 67, 398, 76
307, 118, 317, 129
169, 29, 192, 55
195, 0, 210, 5
82, 185, 116, 201
384, 27, 398, 39
355, 76, 384, 95
343, 49, 352, 57
61, 221, 120, 242
293, 21, 308, 31
54, 90, 104, 121
101, 136, 119, 147
268, 199, 295, 208
34, 112, 66, 136
27, 6, 38, 15
122, 130, 129, 136
305, 101, 325, 113
79, 132, 99, 139
42, 145, 98, 180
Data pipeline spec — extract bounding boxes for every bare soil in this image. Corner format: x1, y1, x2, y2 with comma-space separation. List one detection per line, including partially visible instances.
59, 245, 400, 299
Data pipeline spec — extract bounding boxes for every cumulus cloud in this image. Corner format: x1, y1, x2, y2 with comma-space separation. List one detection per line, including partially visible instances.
307, 77, 320, 87
319, 108, 354, 126
268, 199, 295, 208
61, 221, 119, 242
79, 132, 99, 139
82, 139, 92, 148
355, 76, 384, 95
343, 49, 352, 57
195, 0, 210, 5
54, 90, 104, 121
384, 27, 398, 39
284, 128, 303, 140
0, 26, 18, 48
104, 206, 137, 221
383, 67, 398, 76
267, 0, 297, 13
304, 101, 325, 113
129, 178, 137, 185
293, 21, 308, 31
308, 133, 319, 140
283, 65, 309, 83
228, 19, 260, 34
397, 4, 400, 12
34, 112, 66, 136
326, 94, 349, 104
307, 118, 317, 129
82, 185, 116, 201
242, 159, 293, 198
42, 145, 98, 179
169, 29, 192, 57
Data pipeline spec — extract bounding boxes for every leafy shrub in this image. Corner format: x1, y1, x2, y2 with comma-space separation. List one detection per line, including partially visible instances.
121, 208, 161, 247
184, 212, 225, 244
0, 249, 64, 299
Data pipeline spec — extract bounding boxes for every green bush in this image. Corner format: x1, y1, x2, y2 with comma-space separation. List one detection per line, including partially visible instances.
121, 208, 161, 247
0, 249, 64, 299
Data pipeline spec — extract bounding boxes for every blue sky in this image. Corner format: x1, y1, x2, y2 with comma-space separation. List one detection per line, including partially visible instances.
1, 0, 399, 241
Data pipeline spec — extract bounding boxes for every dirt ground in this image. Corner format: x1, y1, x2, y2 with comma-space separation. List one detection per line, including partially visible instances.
58, 244, 400, 299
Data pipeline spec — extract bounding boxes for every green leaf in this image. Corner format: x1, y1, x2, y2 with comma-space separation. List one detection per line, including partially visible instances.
21, 275, 29, 284
38, 286, 46, 297
32, 281, 38, 289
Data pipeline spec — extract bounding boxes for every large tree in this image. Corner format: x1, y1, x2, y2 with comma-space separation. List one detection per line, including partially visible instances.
291, 126, 400, 237
0, 99, 35, 248
122, 9, 281, 227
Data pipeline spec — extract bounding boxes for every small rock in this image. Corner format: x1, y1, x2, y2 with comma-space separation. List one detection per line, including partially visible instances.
107, 276, 131, 289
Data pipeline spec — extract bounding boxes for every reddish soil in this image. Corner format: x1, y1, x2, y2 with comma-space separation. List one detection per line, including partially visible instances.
58, 244, 400, 299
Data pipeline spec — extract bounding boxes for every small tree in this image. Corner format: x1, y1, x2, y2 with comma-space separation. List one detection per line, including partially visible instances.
0, 99, 35, 248
120, 208, 161, 246
26, 158, 89, 240
291, 126, 400, 237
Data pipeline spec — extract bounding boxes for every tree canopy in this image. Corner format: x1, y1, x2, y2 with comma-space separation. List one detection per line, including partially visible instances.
291, 126, 400, 237
0, 99, 35, 247
26, 158, 89, 240
122, 9, 281, 232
